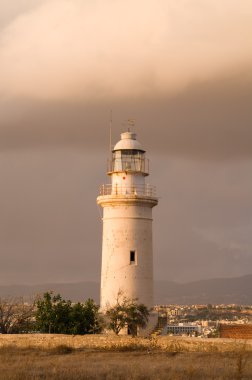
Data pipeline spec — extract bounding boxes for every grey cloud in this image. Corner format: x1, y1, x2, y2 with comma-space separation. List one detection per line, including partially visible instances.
0, 1, 251, 159
1, 149, 251, 285
0, 1, 251, 286
0, 71, 251, 159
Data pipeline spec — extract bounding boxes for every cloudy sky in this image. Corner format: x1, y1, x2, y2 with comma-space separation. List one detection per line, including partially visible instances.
0, 0, 251, 285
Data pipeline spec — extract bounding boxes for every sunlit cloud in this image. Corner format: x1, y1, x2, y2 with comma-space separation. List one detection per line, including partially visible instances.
0, 0, 252, 100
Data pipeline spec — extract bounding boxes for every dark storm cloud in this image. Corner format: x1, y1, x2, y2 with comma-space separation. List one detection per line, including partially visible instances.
142, 71, 252, 159
0, 1, 251, 286
0, 71, 251, 159
0, 1, 251, 159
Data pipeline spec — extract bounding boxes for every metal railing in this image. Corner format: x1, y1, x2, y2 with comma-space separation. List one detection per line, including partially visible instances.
99, 184, 157, 197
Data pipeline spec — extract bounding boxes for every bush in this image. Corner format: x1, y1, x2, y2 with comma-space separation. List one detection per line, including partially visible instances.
35, 292, 101, 335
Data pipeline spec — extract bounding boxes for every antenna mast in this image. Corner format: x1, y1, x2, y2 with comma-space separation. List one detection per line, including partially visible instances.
128, 118, 135, 131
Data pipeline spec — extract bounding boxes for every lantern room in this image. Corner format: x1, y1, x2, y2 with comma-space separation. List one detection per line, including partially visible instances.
108, 131, 149, 176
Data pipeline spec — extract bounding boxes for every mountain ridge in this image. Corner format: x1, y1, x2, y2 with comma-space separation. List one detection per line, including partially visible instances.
0, 274, 251, 305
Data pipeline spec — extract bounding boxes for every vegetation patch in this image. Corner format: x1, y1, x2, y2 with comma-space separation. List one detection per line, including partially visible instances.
48, 344, 75, 355
0, 346, 251, 379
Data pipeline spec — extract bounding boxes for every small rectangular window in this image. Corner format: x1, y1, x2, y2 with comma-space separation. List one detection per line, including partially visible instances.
130, 250, 136, 264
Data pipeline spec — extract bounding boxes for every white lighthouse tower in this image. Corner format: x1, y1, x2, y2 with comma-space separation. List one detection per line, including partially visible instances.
97, 130, 158, 311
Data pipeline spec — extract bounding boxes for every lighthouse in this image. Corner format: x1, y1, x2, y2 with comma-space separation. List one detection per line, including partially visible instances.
97, 130, 158, 311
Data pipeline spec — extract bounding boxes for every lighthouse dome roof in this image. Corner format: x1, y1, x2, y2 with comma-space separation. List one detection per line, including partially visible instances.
113, 131, 145, 152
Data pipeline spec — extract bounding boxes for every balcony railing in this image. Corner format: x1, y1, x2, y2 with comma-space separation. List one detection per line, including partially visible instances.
99, 184, 157, 197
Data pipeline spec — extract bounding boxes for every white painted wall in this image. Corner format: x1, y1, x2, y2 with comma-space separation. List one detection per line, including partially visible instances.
111, 172, 145, 194
99, 199, 156, 310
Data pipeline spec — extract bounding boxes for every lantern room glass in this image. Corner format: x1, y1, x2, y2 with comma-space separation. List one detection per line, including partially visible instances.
112, 150, 145, 172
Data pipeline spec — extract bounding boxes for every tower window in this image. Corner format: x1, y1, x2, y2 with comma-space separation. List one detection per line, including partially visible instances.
130, 250, 136, 264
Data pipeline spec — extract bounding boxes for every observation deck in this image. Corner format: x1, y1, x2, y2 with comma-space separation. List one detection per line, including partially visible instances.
97, 183, 158, 208
98, 184, 156, 197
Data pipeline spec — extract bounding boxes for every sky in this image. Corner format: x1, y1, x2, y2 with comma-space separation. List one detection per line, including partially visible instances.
0, 0, 252, 285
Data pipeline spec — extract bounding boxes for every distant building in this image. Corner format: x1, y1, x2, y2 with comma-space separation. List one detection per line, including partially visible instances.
170, 308, 182, 316
166, 323, 201, 336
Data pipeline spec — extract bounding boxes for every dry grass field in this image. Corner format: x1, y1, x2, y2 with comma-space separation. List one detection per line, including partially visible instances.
0, 335, 251, 379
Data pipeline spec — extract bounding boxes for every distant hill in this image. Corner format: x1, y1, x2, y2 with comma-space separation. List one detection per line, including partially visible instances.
155, 274, 252, 305
0, 274, 251, 305
0, 282, 100, 303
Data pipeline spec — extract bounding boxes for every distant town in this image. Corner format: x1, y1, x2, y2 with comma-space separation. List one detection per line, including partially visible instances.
153, 304, 252, 338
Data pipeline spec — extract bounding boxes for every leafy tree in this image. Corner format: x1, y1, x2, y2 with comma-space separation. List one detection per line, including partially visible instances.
126, 302, 149, 337
106, 292, 149, 336
106, 302, 127, 335
35, 292, 101, 335
70, 299, 101, 334
36, 292, 57, 333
